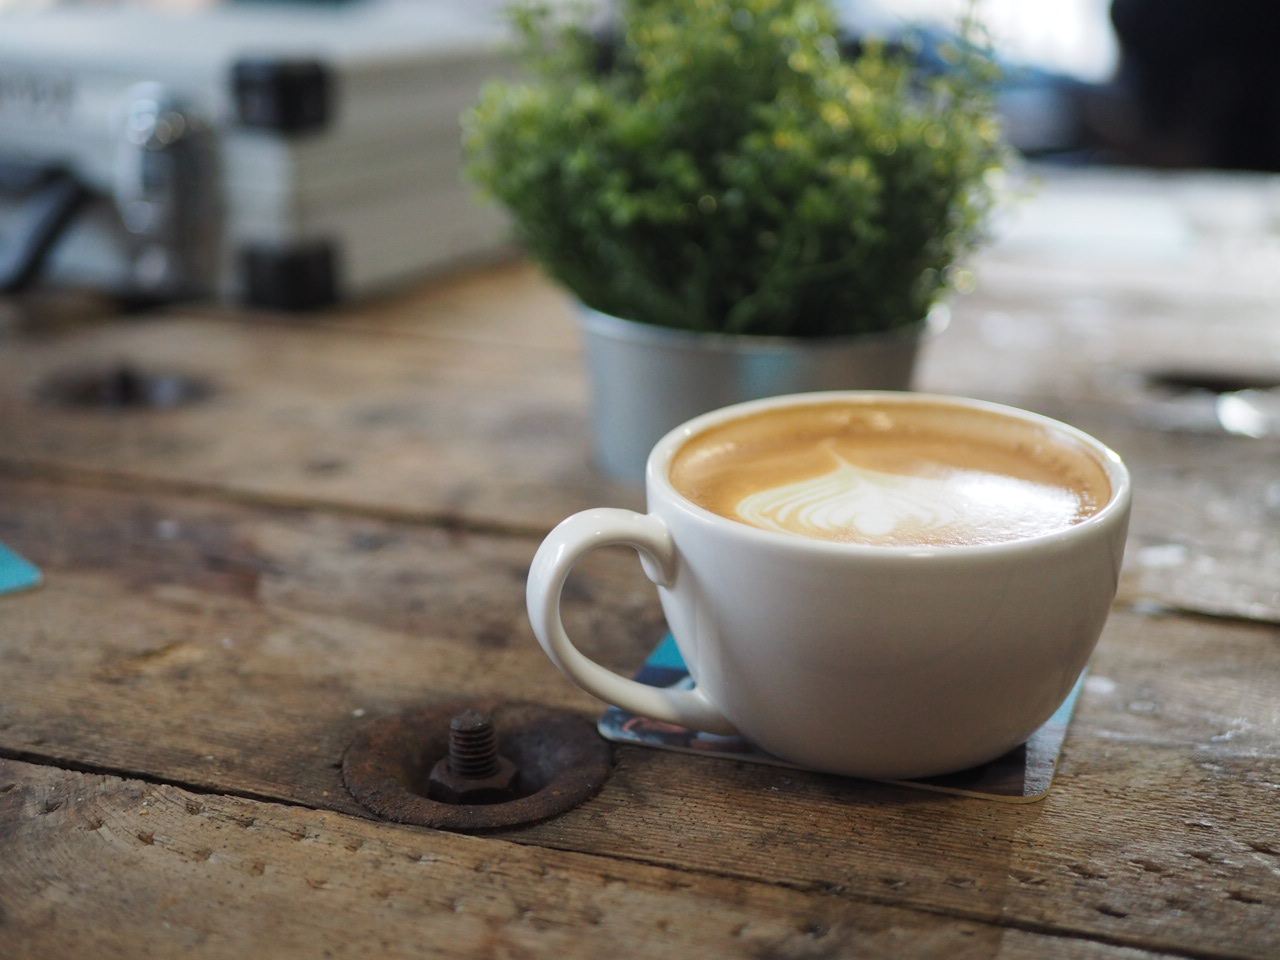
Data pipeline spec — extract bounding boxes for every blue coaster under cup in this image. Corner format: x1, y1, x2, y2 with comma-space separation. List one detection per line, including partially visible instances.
599, 634, 1085, 802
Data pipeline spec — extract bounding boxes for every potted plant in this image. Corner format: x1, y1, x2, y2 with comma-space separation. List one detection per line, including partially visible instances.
464, 0, 1008, 481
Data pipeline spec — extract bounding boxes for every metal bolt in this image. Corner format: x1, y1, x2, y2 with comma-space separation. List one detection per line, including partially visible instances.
344, 701, 613, 830
427, 709, 519, 805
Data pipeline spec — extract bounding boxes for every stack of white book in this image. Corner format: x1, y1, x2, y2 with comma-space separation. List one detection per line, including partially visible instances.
0, 0, 519, 308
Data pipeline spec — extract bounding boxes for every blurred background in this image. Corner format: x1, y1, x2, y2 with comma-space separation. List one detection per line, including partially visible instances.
2, 0, 1279, 309
6, 0, 1279, 169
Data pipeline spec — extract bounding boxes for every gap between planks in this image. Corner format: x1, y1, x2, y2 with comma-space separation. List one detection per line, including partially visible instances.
0, 454, 558, 541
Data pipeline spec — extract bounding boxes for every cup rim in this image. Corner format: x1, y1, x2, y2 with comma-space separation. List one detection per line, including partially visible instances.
646, 390, 1132, 558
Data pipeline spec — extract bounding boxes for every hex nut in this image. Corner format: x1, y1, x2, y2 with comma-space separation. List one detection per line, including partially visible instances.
344, 702, 613, 831
427, 754, 519, 805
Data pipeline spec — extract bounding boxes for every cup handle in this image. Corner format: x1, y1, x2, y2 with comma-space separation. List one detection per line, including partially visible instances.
526, 508, 738, 735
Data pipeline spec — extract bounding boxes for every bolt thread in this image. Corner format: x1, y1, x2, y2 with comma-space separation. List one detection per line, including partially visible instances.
447, 710, 500, 779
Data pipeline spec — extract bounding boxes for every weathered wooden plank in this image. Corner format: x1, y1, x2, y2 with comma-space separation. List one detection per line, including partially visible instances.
915, 180, 1280, 624
1010, 403, 1278, 624
4, 247, 1277, 622
0, 305, 628, 535
919, 285, 1280, 411
982, 167, 1280, 289
522, 611, 1280, 960
6, 759, 1184, 960
911, 274, 1280, 624
0, 478, 1276, 957
0, 478, 649, 812
318, 256, 582, 351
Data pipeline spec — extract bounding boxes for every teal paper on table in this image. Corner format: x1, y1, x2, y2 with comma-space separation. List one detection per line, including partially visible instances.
600, 634, 1086, 803
0, 542, 42, 595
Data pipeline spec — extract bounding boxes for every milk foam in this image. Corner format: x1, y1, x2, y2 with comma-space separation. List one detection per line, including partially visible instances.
669, 400, 1111, 548
734, 452, 1085, 546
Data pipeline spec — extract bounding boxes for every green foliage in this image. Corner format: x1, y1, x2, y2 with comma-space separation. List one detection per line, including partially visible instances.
463, 0, 1008, 337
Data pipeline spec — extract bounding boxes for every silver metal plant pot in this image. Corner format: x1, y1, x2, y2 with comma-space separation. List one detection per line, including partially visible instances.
580, 305, 942, 483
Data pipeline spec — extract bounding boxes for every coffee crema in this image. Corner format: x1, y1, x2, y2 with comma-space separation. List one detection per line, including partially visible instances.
669, 400, 1111, 547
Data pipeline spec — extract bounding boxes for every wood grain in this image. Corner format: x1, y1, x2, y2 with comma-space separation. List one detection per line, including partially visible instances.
1025, 404, 1279, 624
0, 757, 1190, 960
523, 614, 1280, 960
0, 478, 1275, 958
0, 302, 624, 535
2, 250, 1276, 622
0, 477, 652, 811
2, 169, 1278, 959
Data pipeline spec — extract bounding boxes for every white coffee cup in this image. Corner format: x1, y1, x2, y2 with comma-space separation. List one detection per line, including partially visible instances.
526, 392, 1131, 780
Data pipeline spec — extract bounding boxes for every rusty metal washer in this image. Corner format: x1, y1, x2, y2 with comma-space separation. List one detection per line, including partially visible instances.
342, 700, 612, 831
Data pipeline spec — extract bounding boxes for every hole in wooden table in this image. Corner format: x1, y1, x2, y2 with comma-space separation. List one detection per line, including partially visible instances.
38, 363, 213, 409
1145, 369, 1280, 396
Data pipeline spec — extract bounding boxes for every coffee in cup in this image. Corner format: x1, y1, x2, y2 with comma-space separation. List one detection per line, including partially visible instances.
668, 398, 1111, 548
527, 392, 1131, 780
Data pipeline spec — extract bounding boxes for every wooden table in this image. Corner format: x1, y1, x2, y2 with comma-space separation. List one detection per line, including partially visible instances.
2, 168, 1278, 958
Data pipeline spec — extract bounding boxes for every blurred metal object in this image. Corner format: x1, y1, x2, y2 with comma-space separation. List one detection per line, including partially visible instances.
343, 701, 611, 832
0, 2, 514, 308
0, 163, 90, 294
426, 709, 521, 805
115, 83, 213, 297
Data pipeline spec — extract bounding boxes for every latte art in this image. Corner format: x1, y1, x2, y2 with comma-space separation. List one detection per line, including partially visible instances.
735, 452, 1085, 546
669, 399, 1112, 548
